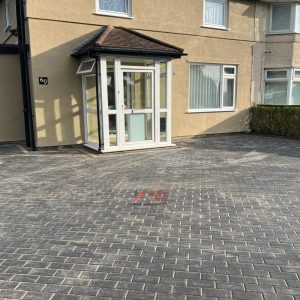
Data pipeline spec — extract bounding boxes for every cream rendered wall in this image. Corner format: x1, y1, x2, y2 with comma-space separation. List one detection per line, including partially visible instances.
0, 54, 24, 142
26, 0, 256, 41
26, 0, 258, 147
27, 19, 88, 147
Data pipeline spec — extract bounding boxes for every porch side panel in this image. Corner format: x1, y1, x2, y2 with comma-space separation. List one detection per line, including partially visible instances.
0, 54, 25, 142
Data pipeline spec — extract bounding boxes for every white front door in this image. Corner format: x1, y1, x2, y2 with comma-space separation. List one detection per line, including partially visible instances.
120, 69, 154, 147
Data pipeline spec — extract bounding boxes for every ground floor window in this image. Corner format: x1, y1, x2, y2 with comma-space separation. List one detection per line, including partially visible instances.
264, 69, 300, 105
189, 63, 236, 112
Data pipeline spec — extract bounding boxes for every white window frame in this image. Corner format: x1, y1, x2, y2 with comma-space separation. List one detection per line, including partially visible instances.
222, 65, 236, 109
263, 69, 292, 105
295, 3, 300, 32
4, 0, 11, 31
265, 69, 289, 81
95, 0, 132, 18
76, 58, 96, 75
188, 63, 237, 113
291, 69, 300, 105
293, 69, 300, 81
269, 3, 296, 34
203, 0, 228, 30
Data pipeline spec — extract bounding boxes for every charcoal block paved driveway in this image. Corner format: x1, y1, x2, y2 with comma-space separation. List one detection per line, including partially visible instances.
0, 134, 299, 300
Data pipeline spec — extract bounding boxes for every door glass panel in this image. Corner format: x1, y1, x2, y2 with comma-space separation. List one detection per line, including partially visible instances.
87, 112, 99, 144
160, 62, 167, 109
107, 58, 116, 110
86, 75, 97, 110
160, 112, 167, 142
125, 113, 152, 142
123, 72, 152, 109
109, 114, 117, 146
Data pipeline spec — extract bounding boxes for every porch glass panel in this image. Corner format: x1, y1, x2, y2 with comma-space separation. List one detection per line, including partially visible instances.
87, 112, 99, 144
86, 75, 97, 110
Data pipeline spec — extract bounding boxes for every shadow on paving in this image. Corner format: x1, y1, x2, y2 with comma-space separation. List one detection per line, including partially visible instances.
181, 133, 300, 159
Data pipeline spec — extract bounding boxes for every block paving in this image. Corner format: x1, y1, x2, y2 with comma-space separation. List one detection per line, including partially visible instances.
0, 134, 299, 299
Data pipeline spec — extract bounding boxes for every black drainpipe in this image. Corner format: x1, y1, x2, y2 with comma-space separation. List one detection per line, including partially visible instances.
16, 0, 36, 150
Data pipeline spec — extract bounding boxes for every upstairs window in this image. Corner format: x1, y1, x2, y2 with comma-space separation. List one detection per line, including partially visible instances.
96, 0, 131, 17
4, 0, 11, 29
270, 4, 292, 32
270, 3, 300, 33
204, 0, 227, 29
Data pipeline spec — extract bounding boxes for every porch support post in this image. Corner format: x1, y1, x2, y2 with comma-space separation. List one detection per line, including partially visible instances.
95, 55, 102, 151
167, 61, 172, 144
100, 56, 109, 150
154, 60, 161, 144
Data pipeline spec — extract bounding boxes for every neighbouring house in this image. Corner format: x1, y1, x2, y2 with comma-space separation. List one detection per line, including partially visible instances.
0, 0, 299, 152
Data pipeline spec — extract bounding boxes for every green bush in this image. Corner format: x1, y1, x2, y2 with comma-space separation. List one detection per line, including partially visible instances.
250, 105, 300, 138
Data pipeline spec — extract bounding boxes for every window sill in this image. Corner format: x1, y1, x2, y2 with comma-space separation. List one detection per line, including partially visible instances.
202, 25, 229, 31
187, 108, 236, 113
266, 31, 297, 36
94, 11, 134, 19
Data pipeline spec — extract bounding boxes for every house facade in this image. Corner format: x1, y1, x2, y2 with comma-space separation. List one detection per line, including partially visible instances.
0, 0, 299, 152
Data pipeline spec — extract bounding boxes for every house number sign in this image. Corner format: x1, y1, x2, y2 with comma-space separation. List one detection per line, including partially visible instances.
39, 77, 48, 85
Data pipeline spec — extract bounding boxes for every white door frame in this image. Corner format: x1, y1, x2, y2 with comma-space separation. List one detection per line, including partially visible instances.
119, 68, 155, 148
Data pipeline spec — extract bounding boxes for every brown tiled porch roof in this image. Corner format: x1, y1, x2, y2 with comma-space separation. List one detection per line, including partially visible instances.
71, 26, 185, 58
